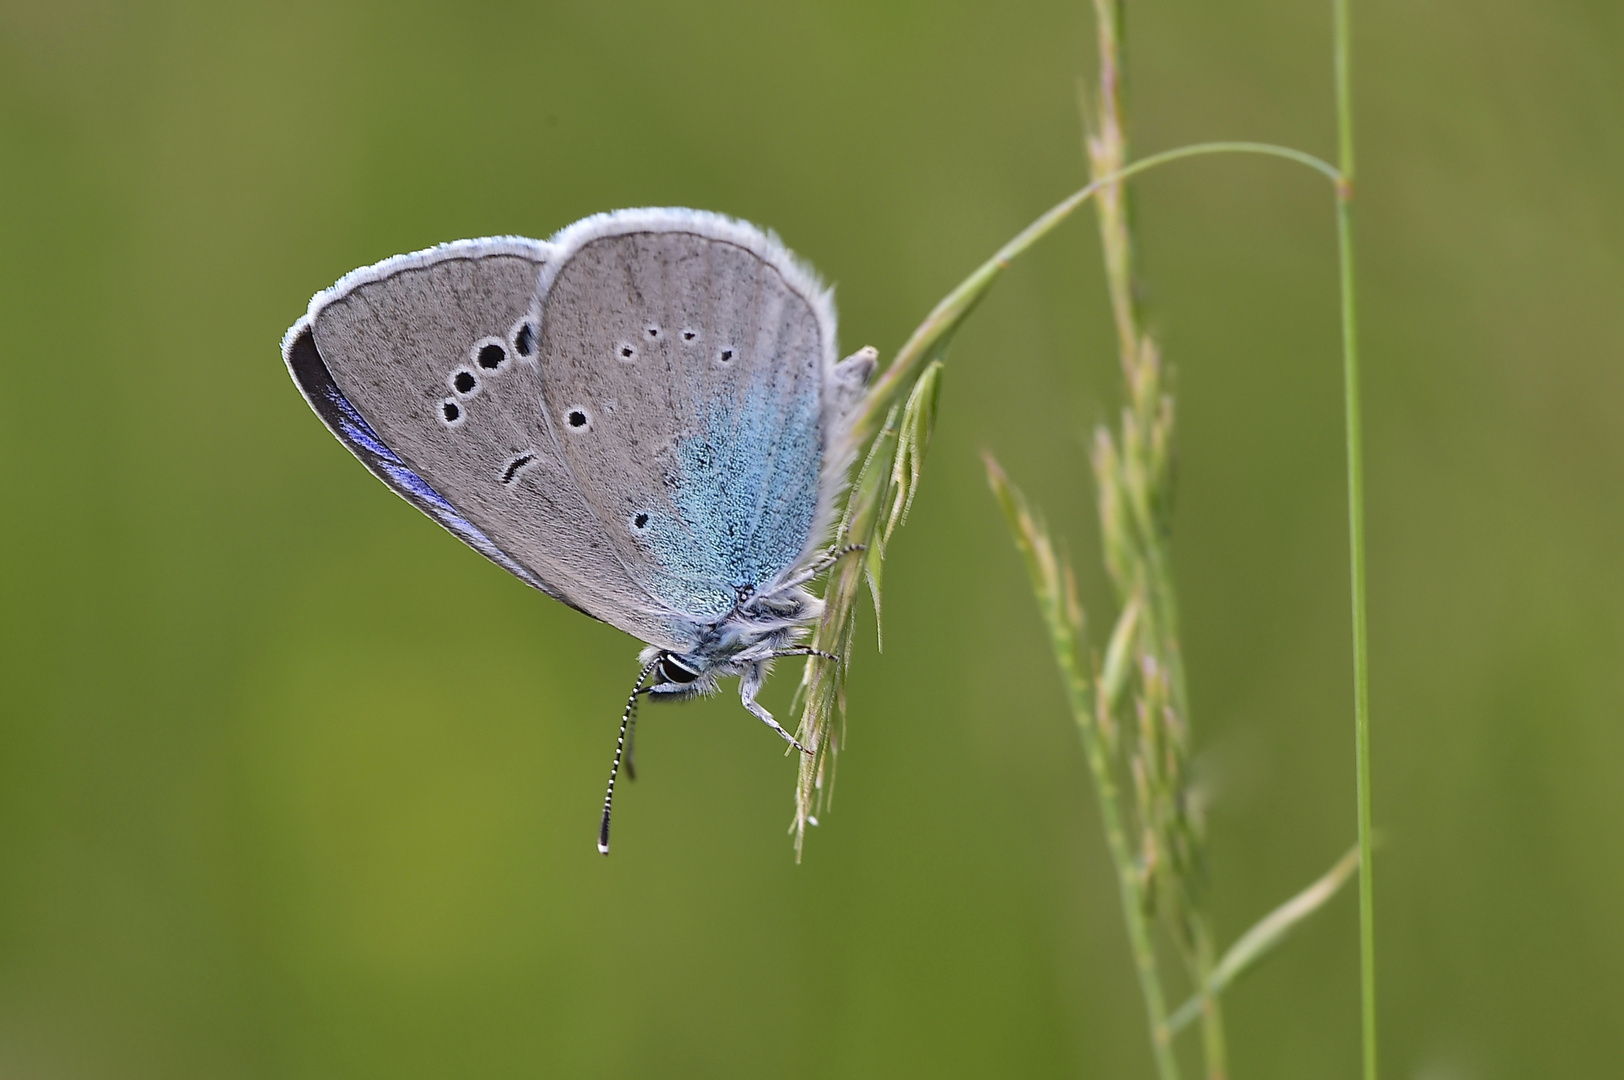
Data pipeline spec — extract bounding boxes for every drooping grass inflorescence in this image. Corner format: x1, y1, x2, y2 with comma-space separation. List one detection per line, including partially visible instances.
796, 3, 1373, 1074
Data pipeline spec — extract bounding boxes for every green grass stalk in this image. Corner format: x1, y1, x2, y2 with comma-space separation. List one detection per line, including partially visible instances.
800, 139, 1344, 843
1085, 4, 1227, 1071
797, 9, 1374, 1072
985, 461, 1182, 1080
846, 142, 1336, 445
1331, 1, 1378, 1077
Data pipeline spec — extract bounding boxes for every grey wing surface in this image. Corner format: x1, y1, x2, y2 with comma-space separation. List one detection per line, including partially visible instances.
282, 237, 698, 652
532, 211, 837, 623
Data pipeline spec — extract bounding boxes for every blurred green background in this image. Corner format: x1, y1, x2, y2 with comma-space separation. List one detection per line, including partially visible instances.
2, 0, 1620, 1076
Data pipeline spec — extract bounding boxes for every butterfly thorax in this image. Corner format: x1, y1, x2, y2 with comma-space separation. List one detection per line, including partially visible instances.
640, 580, 822, 697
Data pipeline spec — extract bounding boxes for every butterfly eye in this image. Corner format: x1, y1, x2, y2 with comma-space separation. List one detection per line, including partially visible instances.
657, 655, 700, 685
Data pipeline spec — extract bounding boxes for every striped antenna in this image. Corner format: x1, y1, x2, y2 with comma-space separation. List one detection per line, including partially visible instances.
599, 656, 660, 855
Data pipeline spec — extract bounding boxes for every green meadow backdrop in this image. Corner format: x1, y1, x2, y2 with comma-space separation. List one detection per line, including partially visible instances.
2, 1, 1620, 1076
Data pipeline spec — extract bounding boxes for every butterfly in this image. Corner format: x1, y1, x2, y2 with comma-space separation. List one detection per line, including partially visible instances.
282, 209, 876, 852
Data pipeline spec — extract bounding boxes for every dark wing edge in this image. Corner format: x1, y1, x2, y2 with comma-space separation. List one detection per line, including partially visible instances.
282, 324, 592, 607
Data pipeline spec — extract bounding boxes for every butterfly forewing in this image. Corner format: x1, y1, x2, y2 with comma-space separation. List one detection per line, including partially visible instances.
289, 238, 698, 651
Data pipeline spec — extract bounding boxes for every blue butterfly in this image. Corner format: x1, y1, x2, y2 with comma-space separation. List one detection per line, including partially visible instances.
283, 209, 875, 851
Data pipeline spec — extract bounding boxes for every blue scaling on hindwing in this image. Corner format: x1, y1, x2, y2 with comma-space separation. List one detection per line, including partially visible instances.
639, 362, 821, 620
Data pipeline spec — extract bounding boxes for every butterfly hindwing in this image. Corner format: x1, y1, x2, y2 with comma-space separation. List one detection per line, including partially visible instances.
531, 210, 837, 623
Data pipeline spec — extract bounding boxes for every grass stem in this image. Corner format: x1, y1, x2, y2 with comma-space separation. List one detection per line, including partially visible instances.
801, 137, 1335, 850
985, 462, 1181, 1080
851, 141, 1340, 450
1332, 1, 1377, 1073
1166, 844, 1362, 1034
1072, 641, 1184, 1080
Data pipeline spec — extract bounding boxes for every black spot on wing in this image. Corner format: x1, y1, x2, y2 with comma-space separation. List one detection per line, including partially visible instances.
284, 326, 566, 601
513, 320, 536, 357
500, 453, 536, 485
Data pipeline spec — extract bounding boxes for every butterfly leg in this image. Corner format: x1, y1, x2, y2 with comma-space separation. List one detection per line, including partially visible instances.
773, 544, 867, 594
739, 666, 813, 755
811, 543, 866, 572
771, 646, 840, 663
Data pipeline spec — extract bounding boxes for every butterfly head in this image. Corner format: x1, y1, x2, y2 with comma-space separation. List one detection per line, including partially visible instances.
643, 649, 721, 700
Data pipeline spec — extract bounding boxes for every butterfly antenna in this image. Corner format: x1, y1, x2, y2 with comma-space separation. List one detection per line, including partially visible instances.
624, 707, 638, 783
599, 657, 660, 856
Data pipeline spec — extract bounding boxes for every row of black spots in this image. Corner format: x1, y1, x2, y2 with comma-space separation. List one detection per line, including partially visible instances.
644, 322, 708, 344
437, 368, 480, 425
439, 336, 501, 422
437, 319, 541, 430
685, 326, 736, 365
617, 325, 663, 363
613, 326, 725, 363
